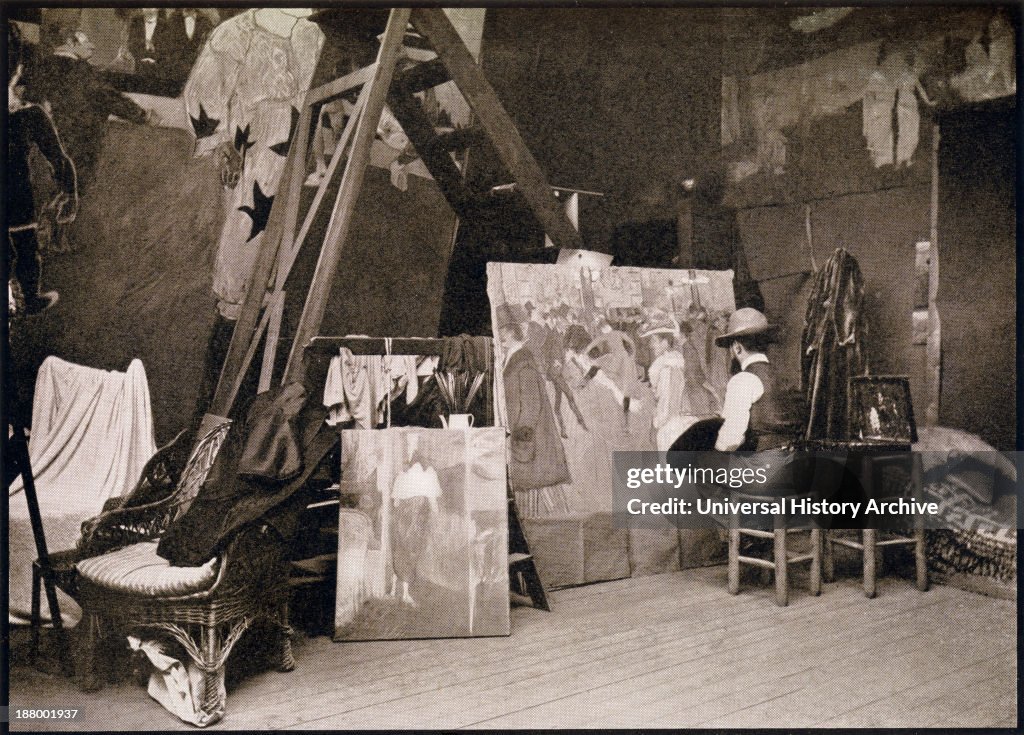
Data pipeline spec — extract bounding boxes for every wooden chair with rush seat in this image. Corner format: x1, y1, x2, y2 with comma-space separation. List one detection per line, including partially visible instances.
820, 375, 928, 598
670, 417, 822, 607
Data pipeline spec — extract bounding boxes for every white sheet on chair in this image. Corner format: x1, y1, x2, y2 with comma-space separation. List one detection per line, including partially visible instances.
8, 356, 157, 625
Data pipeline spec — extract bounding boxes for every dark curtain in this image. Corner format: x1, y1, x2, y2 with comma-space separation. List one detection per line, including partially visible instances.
801, 248, 868, 440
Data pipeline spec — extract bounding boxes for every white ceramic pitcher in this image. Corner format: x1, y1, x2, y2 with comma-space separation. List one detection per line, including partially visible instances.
440, 413, 474, 430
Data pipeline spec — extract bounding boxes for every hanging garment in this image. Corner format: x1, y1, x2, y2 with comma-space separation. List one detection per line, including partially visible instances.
9, 357, 156, 624
184, 10, 324, 319
863, 69, 896, 167
323, 348, 387, 428
801, 248, 868, 441
157, 383, 334, 567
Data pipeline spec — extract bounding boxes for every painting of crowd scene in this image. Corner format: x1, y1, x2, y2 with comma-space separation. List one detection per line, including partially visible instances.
488, 263, 736, 518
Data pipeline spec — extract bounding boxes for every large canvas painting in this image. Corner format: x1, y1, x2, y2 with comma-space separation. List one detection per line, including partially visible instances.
334, 427, 509, 641
487, 262, 736, 518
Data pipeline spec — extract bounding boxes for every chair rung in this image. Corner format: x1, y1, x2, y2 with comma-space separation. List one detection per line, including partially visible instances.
786, 553, 815, 564
828, 537, 866, 550
738, 529, 775, 539
736, 555, 775, 569
875, 538, 917, 547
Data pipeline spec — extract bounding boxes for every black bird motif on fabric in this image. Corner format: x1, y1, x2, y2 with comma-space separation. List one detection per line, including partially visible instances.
189, 104, 220, 139
238, 181, 274, 241
234, 124, 255, 156
269, 106, 301, 157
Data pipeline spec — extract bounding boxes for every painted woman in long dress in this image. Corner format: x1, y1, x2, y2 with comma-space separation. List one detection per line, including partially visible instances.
580, 318, 645, 429
389, 453, 440, 607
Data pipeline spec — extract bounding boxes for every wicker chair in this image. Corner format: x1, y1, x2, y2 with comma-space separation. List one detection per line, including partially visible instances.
73, 421, 296, 724
30, 428, 191, 665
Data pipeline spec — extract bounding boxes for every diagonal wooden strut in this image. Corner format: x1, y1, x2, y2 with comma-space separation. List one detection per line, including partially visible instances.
283, 8, 412, 384
409, 7, 583, 251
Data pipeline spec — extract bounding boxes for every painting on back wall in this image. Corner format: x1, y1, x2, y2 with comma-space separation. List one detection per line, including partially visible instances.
487, 262, 736, 519
334, 427, 509, 641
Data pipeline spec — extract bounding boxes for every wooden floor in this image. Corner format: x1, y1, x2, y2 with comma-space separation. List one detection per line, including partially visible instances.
9, 566, 1018, 730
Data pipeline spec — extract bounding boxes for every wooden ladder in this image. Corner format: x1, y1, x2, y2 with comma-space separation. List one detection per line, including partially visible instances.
508, 493, 551, 611
205, 7, 582, 423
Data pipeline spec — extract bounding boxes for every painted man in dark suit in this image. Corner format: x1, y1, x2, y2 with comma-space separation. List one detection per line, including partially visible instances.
155, 9, 213, 82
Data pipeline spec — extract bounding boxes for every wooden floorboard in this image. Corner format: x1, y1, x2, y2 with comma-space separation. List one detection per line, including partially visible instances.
482, 586, 944, 728
8, 567, 1016, 731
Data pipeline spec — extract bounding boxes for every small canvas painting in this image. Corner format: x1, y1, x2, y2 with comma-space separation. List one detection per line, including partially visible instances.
335, 427, 510, 641
849, 376, 918, 444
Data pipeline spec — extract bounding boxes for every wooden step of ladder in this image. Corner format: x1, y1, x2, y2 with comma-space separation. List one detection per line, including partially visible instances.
507, 496, 550, 611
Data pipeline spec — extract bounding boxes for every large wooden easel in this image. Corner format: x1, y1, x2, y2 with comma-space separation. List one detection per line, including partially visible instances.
205, 7, 582, 425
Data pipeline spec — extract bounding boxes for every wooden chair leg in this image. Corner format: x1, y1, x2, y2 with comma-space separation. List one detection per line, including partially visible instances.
911, 454, 928, 592
862, 529, 877, 598
727, 527, 741, 595
914, 527, 929, 592
809, 528, 822, 596
279, 602, 296, 672
822, 531, 835, 582
773, 523, 788, 607
76, 612, 102, 692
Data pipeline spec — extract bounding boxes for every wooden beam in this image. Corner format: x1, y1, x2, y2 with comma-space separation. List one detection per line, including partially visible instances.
284, 91, 367, 287
283, 8, 413, 385
308, 63, 376, 105
410, 8, 583, 250
385, 88, 475, 217
392, 58, 449, 95
433, 125, 487, 153
208, 103, 314, 419
256, 89, 369, 391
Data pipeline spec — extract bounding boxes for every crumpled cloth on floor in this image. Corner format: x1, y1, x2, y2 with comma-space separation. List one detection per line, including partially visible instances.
9, 356, 156, 625
128, 636, 225, 727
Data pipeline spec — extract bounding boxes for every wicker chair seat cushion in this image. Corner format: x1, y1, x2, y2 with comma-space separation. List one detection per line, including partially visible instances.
76, 541, 218, 596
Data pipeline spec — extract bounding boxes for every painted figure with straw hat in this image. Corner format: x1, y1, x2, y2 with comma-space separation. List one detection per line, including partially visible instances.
640, 313, 700, 450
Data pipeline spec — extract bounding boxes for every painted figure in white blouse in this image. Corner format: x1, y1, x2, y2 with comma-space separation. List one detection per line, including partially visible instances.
641, 318, 697, 451
184, 8, 324, 320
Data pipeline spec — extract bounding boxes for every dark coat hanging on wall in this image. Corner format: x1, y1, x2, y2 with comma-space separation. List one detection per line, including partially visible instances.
801, 248, 869, 441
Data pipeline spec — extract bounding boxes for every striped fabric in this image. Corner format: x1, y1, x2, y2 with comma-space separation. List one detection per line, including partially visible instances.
76, 541, 218, 596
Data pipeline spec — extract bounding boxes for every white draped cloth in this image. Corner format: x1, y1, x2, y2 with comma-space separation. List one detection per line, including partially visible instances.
8, 356, 156, 625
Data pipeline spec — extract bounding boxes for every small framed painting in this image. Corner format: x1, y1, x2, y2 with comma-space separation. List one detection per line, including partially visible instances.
848, 376, 918, 444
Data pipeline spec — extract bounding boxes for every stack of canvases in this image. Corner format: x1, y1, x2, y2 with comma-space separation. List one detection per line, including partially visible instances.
487, 262, 737, 588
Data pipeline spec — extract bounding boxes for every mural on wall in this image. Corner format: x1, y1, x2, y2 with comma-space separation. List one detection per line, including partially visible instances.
722, 10, 1017, 181
334, 427, 509, 641
487, 263, 736, 518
